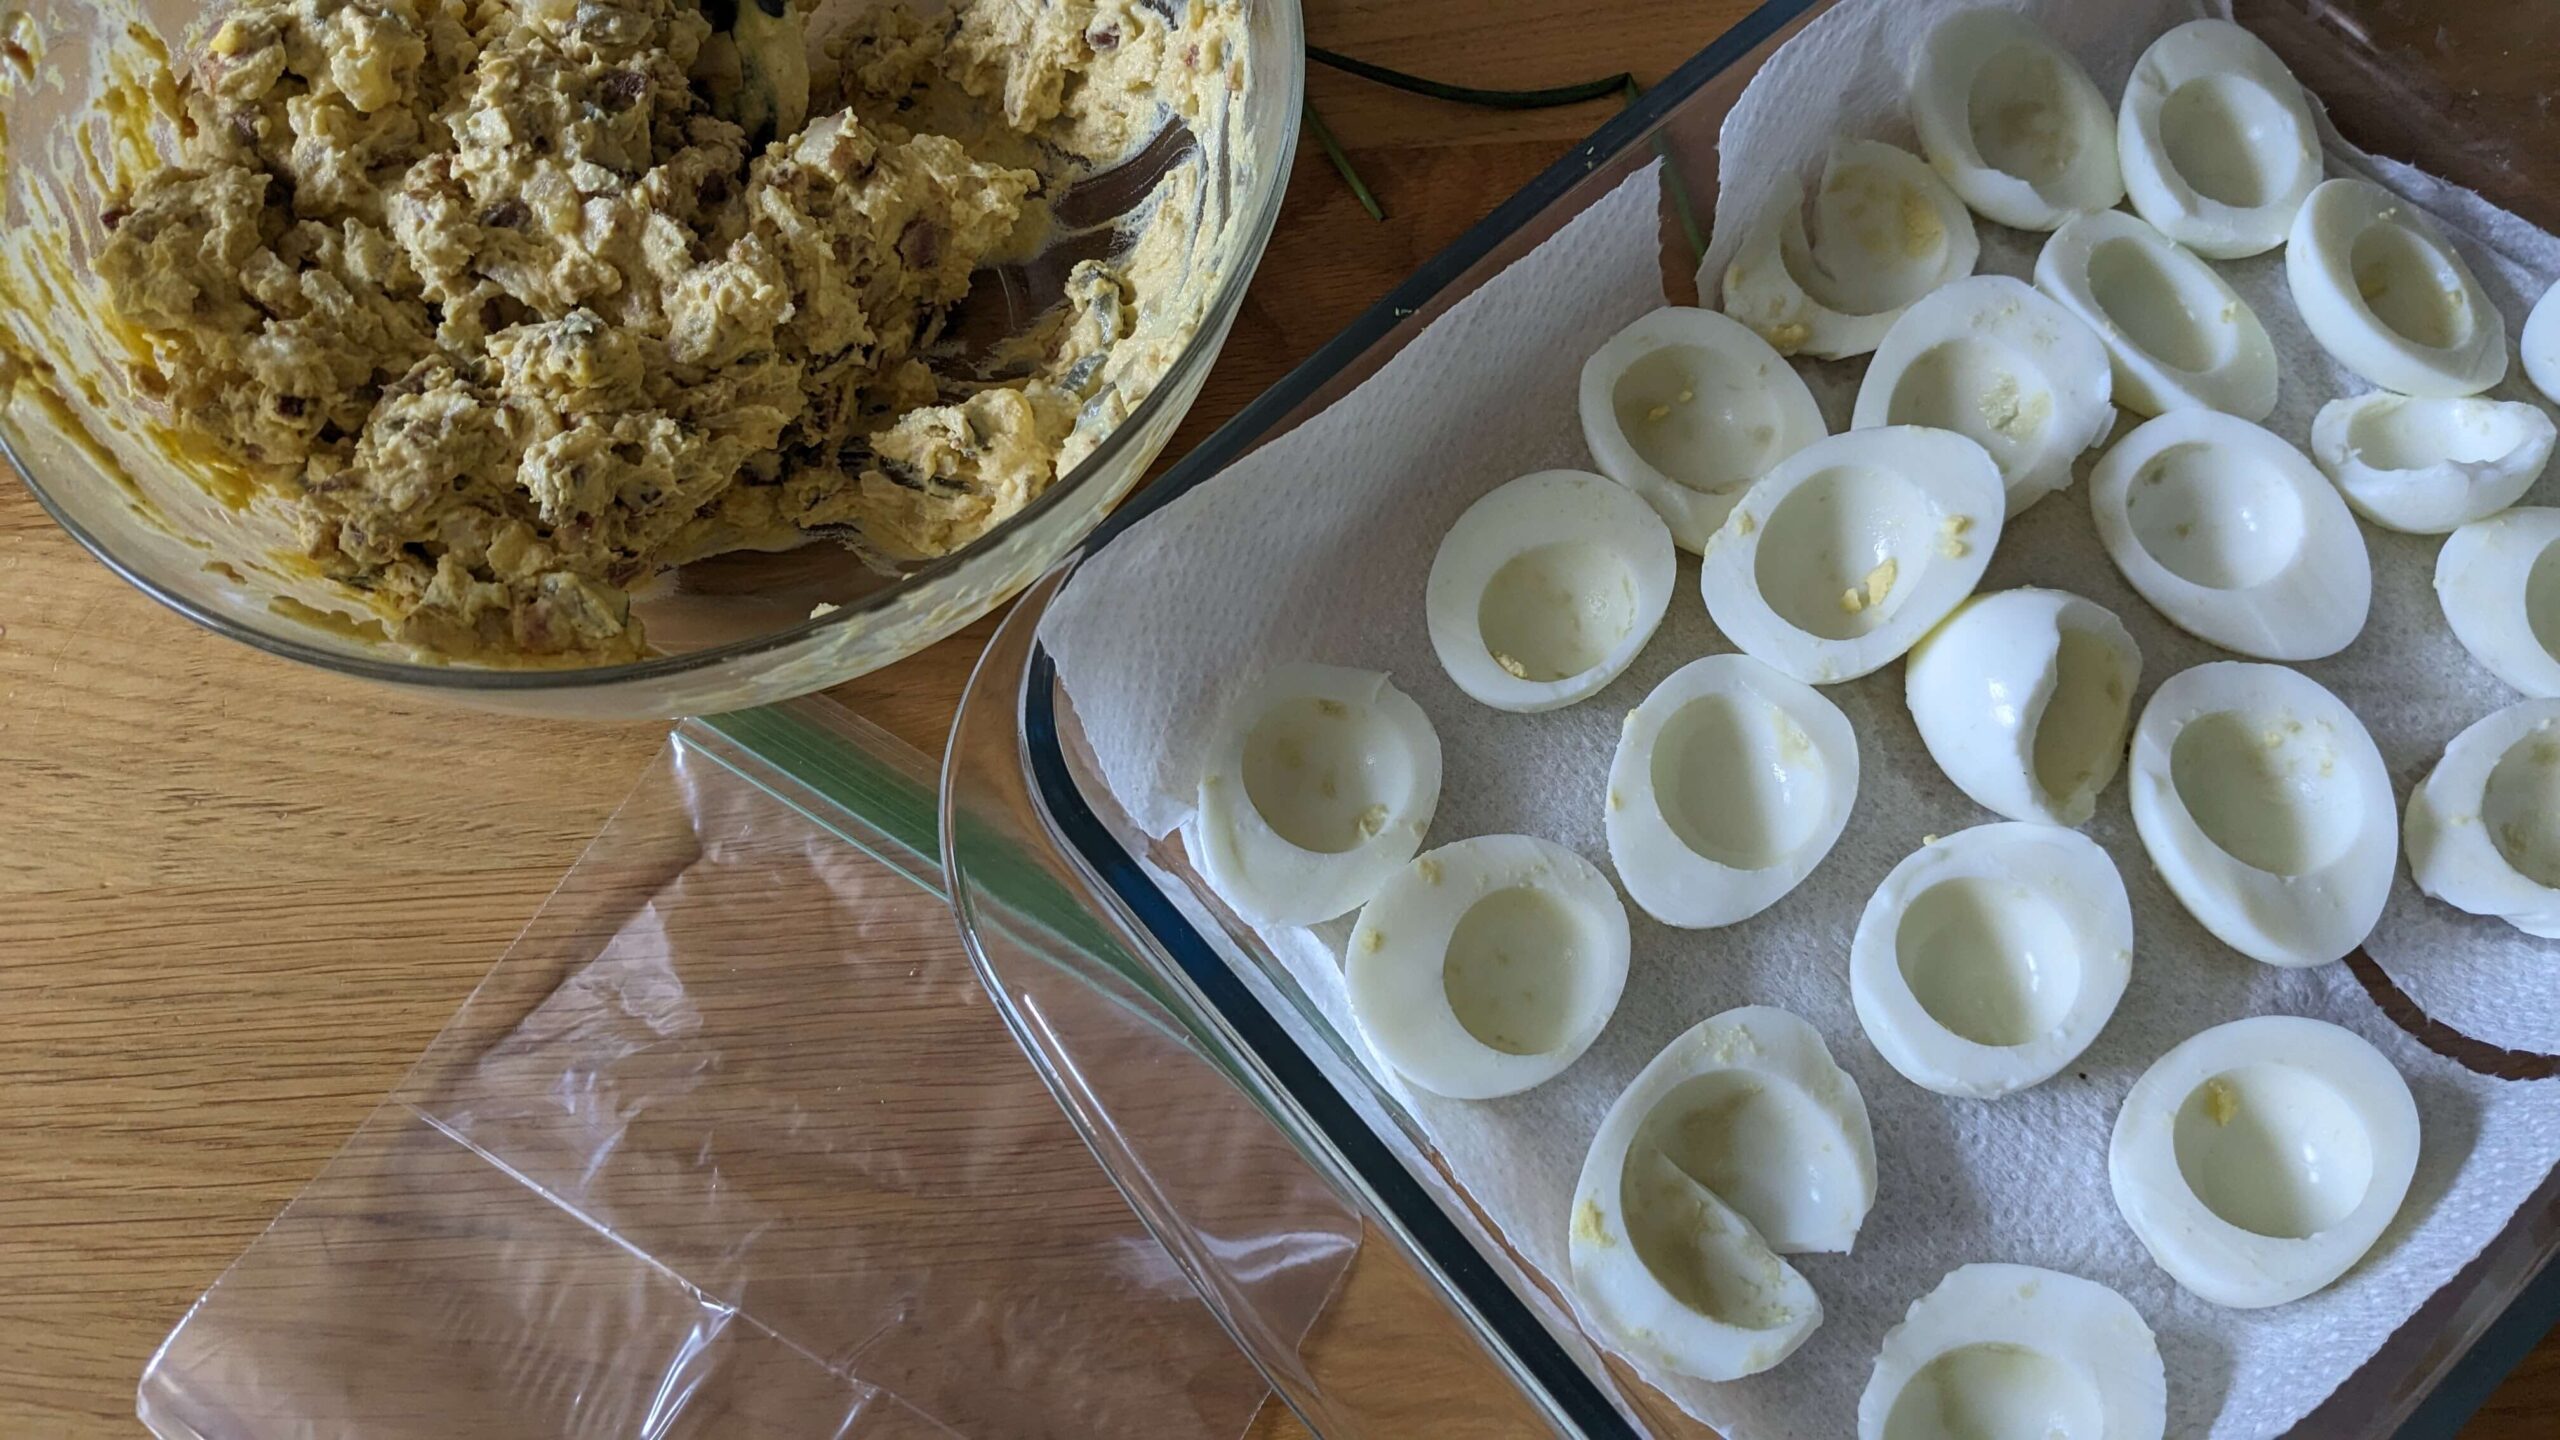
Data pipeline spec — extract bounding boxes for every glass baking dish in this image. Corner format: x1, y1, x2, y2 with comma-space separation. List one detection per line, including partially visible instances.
942, 1, 2560, 1434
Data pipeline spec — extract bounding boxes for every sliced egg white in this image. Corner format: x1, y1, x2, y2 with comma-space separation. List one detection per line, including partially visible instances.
1579, 310, 1828, 552
2286, 178, 2508, 398
1909, 7, 2123, 232
1905, 587, 2142, 827
1719, 139, 1981, 362
2310, 392, 2556, 534
1606, 654, 1859, 928
2116, 19, 2322, 260
1569, 1006, 1877, 1381
1345, 834, 1629, 1100
1425, 470, 1676, 711
1852, 825, 2133, 1100
2090, 409, 2371, 661
1852, 275, 2115, 516
1194, 664, 1442, 928
2406, 699, 2560, 938
1857, 1264, 2166, 1440
1701, 427, 2005, 684
2526, 280, 2560, 407
2034, 208, 2278, 420
2110, 1014, 2419, 1309
2437, 508, 2560, 698
2128, 662, 2397, 968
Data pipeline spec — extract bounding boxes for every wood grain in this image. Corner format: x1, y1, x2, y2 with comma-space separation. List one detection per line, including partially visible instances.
0, 0, 2552, 1436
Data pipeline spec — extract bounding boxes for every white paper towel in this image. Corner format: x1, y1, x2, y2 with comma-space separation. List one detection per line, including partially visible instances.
1040, 2, 2560, 1433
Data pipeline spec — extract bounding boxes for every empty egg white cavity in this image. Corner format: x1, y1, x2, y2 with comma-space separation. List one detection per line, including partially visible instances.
1905, 587, 2142, 827
1857, 1263, 2166, 1440
2406, 699, 2560, 938
2034, 208, 2278, 419
1579, 309, 1827, 551
1719, 140, 1981, 362
2526, 280, 2560, 406
1426, 470, 1676, 711
2286, 178, 2508, 397
2090, 409, 2371, 661
2117, 19, 2322, 259
2311, 392, 2556, 535
2437, 508, 2560, 698
1853, 275, 2116, 515
1909, 8, 2123, 231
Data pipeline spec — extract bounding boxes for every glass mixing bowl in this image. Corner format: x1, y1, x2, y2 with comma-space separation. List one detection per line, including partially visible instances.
0, 0, 1301, 718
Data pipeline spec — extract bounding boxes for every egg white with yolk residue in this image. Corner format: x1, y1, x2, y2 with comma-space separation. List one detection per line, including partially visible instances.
2406, 698, 2560, 938
2033, 207, 2278, 420
1857, 1263, 2166, 1440
1904, 587, 2142, 828
2110, 1014, 2419, 1309
1700, 426, 2005, 684
1719, 139, 1980, 363
2089, 408, 2371, 662
2116, 18, 2322, 260
1852, 274, 2116, 517
2311, 392, 2556, 535
1908, 7, 2124, 231
1192, 663, 1442, 928
2127, 662, 2397, 968
2437, 507, 2560, 698
1606, 653, 1859, 929
2286, 178, 2507, 398
1569, 1006, 1877, 1382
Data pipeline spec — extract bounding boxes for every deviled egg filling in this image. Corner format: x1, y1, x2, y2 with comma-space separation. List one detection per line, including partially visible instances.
2034, 209, 2278, 419
2090, 410, 2372, 661
1570, 1006, 1876, 1381
1346, 834, 1629, 1099
2286, 178, 2508, 398
1607, 654, 1860, 928
1905, 587, 2142, 827
2310, 393, 2557, 535
1909, 8, 2124, 231
1194, 664, 1442, 928
2117, 19, 2322, 259
2110, 1015, 2419, 1309
2407, 698, 2560, 938
1702, 428, 2005, 683
2526, 279, 2560, 407
2128, 663, 2397, 968
2437, 508, 2560, 698
1857, 1264, 2166, 1440
1720, 140, 1981, 362
1851, 824, 2134, 1100
1579, 310, 1828, 551
1425, 470, 1677, 712
1854, 275, 2116, 515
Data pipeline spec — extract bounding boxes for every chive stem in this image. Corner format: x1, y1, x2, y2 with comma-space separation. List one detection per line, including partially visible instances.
1305, 95, 1385, 222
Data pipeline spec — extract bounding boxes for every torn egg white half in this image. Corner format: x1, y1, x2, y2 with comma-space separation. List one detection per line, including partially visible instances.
1570, 1005, 1877, 1381
1346, 834, 1629, 1100
1852, 274, 2115, 516
1852, 825, 2134, 1100
1606, 653, 1860, 929
2089, 408, 2372, 661
1425, 470, 1676, 712
2116, 18, 2322, 260
2310, 392, 2556, 534
2406, 698, 2560, 938
1857, 1263, 2167, 1440
1579, 310, 1827, 552
1719, 139, 1981, 362
1909, 7, 2123, 231
2526, 279, 2560, 407
2033, 208, 2278, 420
2128, 662, 2397, 968
2110, 1014, 2419, 1309
2437, 508, 2560, 698
1701, 426, 2006, 684
1905, 587, 2143, 828
1194, 664, 1443, 929
2286, 178, 2508, 397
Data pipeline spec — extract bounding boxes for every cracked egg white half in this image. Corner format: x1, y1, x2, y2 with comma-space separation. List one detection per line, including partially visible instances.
1193, 663, 1442, 929
2437, 508, 2560, 699
2310, 392, 2555, 535
1719, 139, 1980, 362
1905, 587, 2142, 828
1569, 1006, 1876, 1382
2406, 698, 2560, 939
2111, 1015, 2418, 1309
1857, 1264, 2166, 1440
2287, 178, 2507, 398
2116, 18, 2323, 260
1909, 7, 2123, 231
1579, 309, 1827, 552
2033, 207, 2279, 420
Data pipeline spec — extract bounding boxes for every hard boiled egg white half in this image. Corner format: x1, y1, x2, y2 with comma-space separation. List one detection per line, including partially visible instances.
2526, 279, 2560, 407
1194, 663, 1442, 928
1606, 653, 1859, 929
1425, 470, 1676, 712
1851, 824, 2133, 1100
2127, 662, 2396, 968
1570, 1006, 1877, 1382
2287, 178, 2507, 398
2116, 19, 2322, 260
1909, 7, 2123, 232
1853, 274, 2115, 517
1720, 139, 1980, 362
1905, 587, 2142, 828
2089, 409, 2371, 662
2110, 1015, 2418, 1309
1346, 834, 1628, 1100
2406, 698, 2560, 938
2310, 391, 2556, 535
2033, 208, 2278, 420
1579, 309, 1827, 552
1700, 427, 2005, 684
1857, 1264, 2166, 1440
2437, 507, 2560, 698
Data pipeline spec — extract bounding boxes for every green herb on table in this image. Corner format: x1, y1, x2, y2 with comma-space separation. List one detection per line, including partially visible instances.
1304, 48, 1639, 219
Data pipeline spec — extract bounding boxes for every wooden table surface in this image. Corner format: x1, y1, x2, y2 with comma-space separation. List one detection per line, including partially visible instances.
2, 0, 2553, 1435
